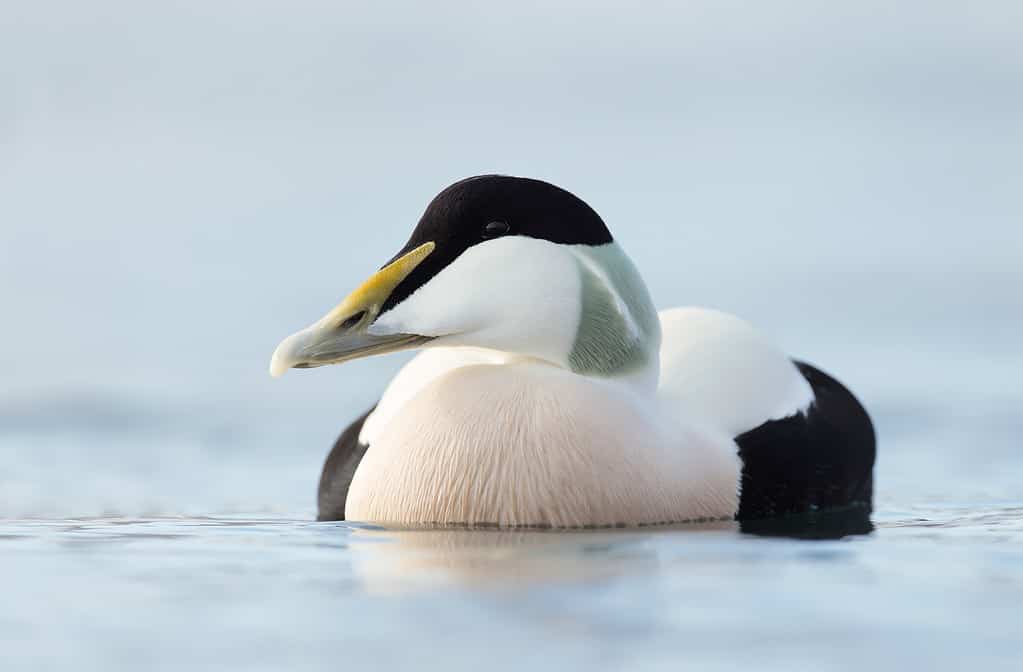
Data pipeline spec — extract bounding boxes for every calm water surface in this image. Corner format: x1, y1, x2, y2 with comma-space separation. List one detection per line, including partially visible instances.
2, 504, 1021, 671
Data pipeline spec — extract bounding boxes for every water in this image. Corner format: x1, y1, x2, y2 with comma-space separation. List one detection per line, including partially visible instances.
2, 507, 1021, 671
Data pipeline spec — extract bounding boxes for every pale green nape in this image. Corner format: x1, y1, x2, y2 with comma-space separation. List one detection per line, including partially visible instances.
568, 243, 661, 377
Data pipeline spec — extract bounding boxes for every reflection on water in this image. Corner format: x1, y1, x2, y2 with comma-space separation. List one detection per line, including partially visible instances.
739, 506, 874, 540
347, 510, 876, 588
349, 522, 733, 589
1, 506, 1021, 671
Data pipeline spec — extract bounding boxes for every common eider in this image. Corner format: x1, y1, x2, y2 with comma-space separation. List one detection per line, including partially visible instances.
271, 175, 875, 528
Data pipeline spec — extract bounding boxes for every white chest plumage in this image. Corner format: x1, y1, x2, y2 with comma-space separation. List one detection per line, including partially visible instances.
345, 358, 741, 527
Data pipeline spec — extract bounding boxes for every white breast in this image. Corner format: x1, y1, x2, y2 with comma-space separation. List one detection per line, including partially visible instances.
359, 347, 509, 446
345, 359, 739, 527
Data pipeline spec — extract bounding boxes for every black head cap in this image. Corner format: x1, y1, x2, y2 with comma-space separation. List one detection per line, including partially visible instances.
379, 175, 613, 314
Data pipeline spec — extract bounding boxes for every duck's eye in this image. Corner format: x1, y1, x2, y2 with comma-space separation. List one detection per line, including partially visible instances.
482, 220, 510, 238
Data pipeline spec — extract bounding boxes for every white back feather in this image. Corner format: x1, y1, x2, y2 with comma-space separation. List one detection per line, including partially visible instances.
657, 307, 814, 437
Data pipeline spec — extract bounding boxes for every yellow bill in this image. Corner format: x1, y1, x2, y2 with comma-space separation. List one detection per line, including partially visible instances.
270, 242, 436, 377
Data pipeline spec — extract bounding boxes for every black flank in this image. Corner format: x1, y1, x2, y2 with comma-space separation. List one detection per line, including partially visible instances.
734, 361, 876, 521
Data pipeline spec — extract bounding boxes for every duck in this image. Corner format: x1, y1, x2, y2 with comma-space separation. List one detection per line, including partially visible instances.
270, 175, 875, 528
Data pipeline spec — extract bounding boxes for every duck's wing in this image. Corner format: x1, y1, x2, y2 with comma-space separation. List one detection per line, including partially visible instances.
657, 308, 875, 520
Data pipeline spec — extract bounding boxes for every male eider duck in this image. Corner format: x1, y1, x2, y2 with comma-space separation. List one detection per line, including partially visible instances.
271, 175, 875, 528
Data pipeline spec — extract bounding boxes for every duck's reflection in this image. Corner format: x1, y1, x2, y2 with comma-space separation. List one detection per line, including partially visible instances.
347, 521, 732, 590
345, 511, 872, 591
739, 506, 874, 540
